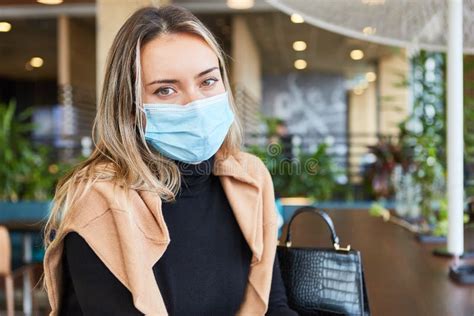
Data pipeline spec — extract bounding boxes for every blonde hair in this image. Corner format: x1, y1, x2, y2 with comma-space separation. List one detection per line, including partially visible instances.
43, 4, 242, 259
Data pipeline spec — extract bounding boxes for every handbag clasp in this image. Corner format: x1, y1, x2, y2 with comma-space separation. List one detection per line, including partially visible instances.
334, 243, 351, 252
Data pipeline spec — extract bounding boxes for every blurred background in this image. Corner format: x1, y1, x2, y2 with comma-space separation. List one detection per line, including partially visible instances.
0, 0, 473, 315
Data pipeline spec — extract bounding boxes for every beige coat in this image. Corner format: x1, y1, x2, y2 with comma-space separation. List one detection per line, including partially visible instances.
43, 150, 280, 315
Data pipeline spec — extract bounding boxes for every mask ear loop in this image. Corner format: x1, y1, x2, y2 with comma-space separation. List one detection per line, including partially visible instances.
135, 102, 155, 156
133, 100, 147, 132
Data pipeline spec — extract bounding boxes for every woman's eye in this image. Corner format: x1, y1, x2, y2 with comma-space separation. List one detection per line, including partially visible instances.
202, 78, 218, 87
155, 87, 175, 96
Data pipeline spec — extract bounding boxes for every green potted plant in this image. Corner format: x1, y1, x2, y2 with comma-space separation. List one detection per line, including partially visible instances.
246, 116, 341, 222
0, 99, 82, 264
0, 100, 73, 221
369, 51, 473, 241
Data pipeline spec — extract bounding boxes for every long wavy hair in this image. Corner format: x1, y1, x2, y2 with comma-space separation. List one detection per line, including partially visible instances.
42, 5, 243, 256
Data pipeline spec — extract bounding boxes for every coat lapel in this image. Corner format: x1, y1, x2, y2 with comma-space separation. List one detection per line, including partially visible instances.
212, 150, 275, 314
212, 150, 264, 265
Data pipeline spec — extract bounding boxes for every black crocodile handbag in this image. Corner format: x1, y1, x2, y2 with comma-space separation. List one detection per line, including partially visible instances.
277, 206, 371, 316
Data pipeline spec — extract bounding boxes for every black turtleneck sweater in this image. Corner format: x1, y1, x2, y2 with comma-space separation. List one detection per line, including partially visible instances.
59, 154, 298, 315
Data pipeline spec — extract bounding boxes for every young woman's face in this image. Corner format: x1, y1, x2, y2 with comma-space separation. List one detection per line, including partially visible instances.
141, 32, 226, 105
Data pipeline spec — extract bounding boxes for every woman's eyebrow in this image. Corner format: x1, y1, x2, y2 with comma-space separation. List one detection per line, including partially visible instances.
195, 66, 219, 78
146, 67, 219, 86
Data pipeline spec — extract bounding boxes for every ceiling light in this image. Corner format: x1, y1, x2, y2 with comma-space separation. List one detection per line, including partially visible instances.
29, 57, 44, 68
37, 0, 63, 4
362, 26, 376, 35
291, 13, 304, 24
366, 72, 377, 82
350, 49, 364, 60
0, 22, 12, 32
227, 0, 254, 9
294, 59, 307, 70
292, 41, 307, 51
0, 22, 11, 32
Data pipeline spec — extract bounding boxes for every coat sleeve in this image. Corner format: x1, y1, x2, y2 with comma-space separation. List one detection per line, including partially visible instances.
59, 232, 144, 316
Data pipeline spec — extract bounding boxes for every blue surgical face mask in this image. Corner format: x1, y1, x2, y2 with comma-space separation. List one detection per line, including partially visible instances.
142, 91, 234, 164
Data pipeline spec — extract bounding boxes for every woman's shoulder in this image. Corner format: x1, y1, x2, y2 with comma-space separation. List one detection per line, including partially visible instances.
72, 179, 127, 206
234, 150, 273, 184
232, 150, 269, 173
61, 178, 132, 229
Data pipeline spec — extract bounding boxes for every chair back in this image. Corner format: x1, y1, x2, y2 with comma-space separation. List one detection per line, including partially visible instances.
0, 226, 11, 275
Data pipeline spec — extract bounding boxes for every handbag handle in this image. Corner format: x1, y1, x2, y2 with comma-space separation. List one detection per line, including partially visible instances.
282, 206, 351, 252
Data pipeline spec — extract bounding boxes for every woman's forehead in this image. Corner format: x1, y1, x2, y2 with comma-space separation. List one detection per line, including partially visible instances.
141, 33, 219, 80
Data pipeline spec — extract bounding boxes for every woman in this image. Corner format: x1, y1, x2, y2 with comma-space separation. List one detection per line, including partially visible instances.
42, 5, 298, 316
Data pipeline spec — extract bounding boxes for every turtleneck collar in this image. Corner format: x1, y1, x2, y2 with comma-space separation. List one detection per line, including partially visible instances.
175, 154, 215, 177
172, 154, 216, 196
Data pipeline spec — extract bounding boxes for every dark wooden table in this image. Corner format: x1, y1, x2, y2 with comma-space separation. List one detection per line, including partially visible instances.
278, 210, 474, 316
